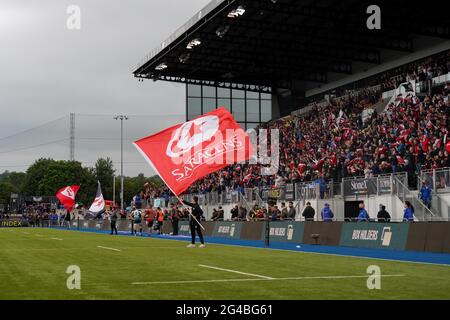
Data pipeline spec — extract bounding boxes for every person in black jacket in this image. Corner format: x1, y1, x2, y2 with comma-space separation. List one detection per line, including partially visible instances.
302, 202, 315, 221
169, 203, 179, 236
230, 205, 239, 220
377, 205, 391, 222
64, 211, 71, 229
182, 196, 205, 248
109, 209, 118, 235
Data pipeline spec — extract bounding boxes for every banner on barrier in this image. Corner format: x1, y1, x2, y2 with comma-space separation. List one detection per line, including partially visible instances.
260, 187, 286, 201
177, 221, 191, 236
0, 219, 27, 228
343, 179, 376, 196
262, 221, 304, 242
343, 176, 392, 196
212, 221, 242, 238
285, 184, 295, 201
340, 222, 409, 250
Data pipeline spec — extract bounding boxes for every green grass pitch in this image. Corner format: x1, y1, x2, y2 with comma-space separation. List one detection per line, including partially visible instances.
0, 228, 449, 300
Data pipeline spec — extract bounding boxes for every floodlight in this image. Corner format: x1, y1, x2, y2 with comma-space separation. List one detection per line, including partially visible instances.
186, 38, 201, 49
227, 6, 245, 18
155, 63, 168, 71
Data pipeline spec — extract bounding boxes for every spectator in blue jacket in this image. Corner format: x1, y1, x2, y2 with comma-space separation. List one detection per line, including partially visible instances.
419, 183, 432, 209
315, 176, 327, 199
321, 203, 334, 222
403, 201, 414, 222
357, 203, 370, 222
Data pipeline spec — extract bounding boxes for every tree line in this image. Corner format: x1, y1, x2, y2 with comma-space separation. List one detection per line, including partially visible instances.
0, 158, 162, 207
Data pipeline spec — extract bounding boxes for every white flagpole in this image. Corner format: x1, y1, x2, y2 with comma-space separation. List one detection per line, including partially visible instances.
175, 195, 205, 231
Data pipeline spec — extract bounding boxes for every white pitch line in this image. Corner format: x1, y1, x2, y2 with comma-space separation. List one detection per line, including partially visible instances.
132, 274, 404, 285
50, 238, 63, 241
198, 264, 274, 279
139, 236, 450, 267
97, 245, 121, 252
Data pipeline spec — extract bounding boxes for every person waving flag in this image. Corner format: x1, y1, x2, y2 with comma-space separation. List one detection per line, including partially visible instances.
134, 108, 254, 242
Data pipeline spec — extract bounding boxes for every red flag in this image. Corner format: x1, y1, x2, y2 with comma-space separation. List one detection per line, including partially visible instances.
134, 107, 254, 196
56, 185, 80, 212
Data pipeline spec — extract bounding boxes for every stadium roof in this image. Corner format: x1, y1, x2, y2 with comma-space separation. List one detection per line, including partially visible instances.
133, 0, 449, 92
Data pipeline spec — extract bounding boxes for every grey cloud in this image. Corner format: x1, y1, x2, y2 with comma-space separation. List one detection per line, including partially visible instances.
0, 0, 210, 175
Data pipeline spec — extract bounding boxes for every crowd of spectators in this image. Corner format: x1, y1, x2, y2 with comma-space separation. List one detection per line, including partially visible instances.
378, 51, 450, 91
313, 50, 450, 99
185, 50, 450, 194
123, 52, 450, 205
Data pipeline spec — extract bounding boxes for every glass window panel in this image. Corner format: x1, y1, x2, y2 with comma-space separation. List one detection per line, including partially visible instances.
187, 84, 201, 97
261, 100, 272, 122
246, 99, 260, 122
187, 97, 202, 120
203, 86, 216, 98
232, 99, 245, 122
261, 92, 272, 100
217, 87, 231, 98
203, 98, 216, 113
217, 98, 231, 110
246, 91, 259, 99
232, 89, 245, 99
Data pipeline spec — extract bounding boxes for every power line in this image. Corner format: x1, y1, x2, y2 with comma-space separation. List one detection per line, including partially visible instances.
75, 113, 185, 117
0, 138, 70, 154
0, 115, 68, 142
0, 160, 147, 166
0, 161, 147, 168
74, 137, 139, 141
0, 164, 31, 168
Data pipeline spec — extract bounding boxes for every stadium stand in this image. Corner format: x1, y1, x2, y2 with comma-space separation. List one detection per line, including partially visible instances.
129, 50, 450, 224
128, 0, 450, 224
184, 51, 450, 195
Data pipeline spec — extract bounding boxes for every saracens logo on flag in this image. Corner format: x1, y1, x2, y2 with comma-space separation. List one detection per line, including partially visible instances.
134, 107, 254, 196
89, 181, 106, 215
56, 185, 80, 213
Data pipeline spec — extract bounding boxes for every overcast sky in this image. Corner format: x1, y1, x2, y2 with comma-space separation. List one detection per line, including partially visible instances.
0, 0, 211, 176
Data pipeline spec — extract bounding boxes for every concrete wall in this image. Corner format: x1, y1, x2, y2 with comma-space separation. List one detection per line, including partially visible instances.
435, 194, 450, 220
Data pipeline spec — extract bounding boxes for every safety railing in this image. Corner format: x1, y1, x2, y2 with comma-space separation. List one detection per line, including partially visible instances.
142, 172, 419, 209
416, 173, 449, 218
382, 72, 450, 99
342, 172, 408, 197
392, 176, 437, 221
420, 167, 450, 193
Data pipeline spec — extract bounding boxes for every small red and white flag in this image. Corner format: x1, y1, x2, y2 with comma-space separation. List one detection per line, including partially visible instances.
56, 185, 80, 213
134, 107, 254, 195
